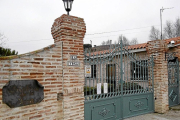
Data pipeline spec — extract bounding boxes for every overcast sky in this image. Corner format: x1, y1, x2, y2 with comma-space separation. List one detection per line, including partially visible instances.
0, 0, 180, 54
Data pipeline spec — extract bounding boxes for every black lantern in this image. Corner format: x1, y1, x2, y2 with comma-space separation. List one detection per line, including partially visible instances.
62, 0, 74, 15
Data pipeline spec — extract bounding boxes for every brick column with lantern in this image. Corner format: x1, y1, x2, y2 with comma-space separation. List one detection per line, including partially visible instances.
51, 14, 86, 119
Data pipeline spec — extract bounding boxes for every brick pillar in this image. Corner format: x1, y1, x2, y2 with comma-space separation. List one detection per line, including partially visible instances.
51, 14, 86, 119
147, 40, 169, 113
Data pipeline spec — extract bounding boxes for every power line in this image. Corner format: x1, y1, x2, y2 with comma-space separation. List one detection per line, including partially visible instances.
86, 25, 160, 36
8, 25, 160, 44
9, 38, 53, 43
85, 31, 150, 39
9, 30, 149, 44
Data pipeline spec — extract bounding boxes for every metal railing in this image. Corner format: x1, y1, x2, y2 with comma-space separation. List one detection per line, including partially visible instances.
84, 41, 154, 101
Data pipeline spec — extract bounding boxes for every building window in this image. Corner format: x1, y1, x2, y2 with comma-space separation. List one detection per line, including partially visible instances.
91, 65, 96, 78
130, 60, 148, 80
106, 64, 116, 84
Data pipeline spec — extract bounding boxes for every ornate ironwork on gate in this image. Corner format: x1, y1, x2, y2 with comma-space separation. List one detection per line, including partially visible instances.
84, 40, 154, 120
168, 57, 179, 107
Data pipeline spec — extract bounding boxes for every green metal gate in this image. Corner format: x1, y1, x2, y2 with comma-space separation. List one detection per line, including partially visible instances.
168, 57, 179, 107
84, 41, 154, 120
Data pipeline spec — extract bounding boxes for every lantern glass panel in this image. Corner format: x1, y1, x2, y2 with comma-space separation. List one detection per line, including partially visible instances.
67, 1, 70, 10
64, 1, 68, 9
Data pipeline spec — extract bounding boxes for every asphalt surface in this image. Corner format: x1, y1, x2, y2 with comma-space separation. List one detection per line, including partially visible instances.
125, 105, 180, 120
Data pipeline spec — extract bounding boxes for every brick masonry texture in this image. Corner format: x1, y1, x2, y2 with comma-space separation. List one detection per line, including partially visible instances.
147, 38, 180, 113
51, 14, 86, 120
0, 14, 86, 120
0, 43, 63, 120
147, 40, 169, 113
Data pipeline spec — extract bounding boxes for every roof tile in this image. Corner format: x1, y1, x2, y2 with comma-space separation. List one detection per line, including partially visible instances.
88, 36, 180, 56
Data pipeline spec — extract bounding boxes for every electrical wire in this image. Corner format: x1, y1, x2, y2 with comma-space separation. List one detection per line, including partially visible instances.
85, 31, 150, 39
9, 38, 53, 43
86, 25, 160, 35
8, 25, 160, 44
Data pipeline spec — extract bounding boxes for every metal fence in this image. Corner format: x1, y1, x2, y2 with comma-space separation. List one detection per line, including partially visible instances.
84, 41, 154, 101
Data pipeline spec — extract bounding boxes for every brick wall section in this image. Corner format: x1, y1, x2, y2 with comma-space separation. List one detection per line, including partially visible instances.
146, 40, 169, 113
51, 14, 86, 119
0, 14, 86, 120
0, 43, 63, 120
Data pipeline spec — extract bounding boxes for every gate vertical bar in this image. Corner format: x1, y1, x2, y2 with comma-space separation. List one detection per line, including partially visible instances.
123, 48, 125, 94
152, 56, 155, 111
103, 52, 105, 98
118, 47, 120, 95
135, 55, 137, 92
126, 49, 129, 94
177, 59, 179, 104
120, 38, 124, 119
92, 52, 94, 99
99, 53, 102, 98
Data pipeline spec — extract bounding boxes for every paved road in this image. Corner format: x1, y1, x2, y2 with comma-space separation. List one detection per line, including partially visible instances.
125, 110, 180, 120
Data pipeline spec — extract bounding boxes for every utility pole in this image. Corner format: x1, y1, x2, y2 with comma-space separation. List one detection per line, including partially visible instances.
160, 7, 174, 40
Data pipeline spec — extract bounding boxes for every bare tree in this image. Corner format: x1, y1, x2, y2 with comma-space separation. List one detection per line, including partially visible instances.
130, 38, 138, 45
118, 35, 130, 46
101, 41, 106, 45
106, 40, 111, 45
0, 32, 18, 56
149, 26, 160, 40
101, 39, 112, 45
164, 21, 174, 39
174, 18, 180, 37
0, 33, 7, 47
161, 18, 180, 39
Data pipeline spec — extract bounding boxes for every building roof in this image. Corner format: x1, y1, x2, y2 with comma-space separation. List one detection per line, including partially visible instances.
165, 36, 180, 44
127, 43, 147, 50
88, 36, 180, 56
127, 37, 180, 50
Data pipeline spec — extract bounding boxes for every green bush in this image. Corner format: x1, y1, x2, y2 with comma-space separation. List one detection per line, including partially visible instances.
84, 86, 97, 95
0, 47, 18, 56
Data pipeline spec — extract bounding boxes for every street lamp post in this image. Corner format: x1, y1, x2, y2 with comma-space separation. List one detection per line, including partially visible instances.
160, 7, 174, 40
62, 0, 74, 15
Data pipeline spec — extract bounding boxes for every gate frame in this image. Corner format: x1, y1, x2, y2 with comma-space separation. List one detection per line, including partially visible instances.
84, 40, 154, 120
167, 57, 179, 107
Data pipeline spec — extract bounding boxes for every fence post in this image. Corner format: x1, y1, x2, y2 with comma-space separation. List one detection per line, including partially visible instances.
51, 14, 86, 119
146, 40, 169, 113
